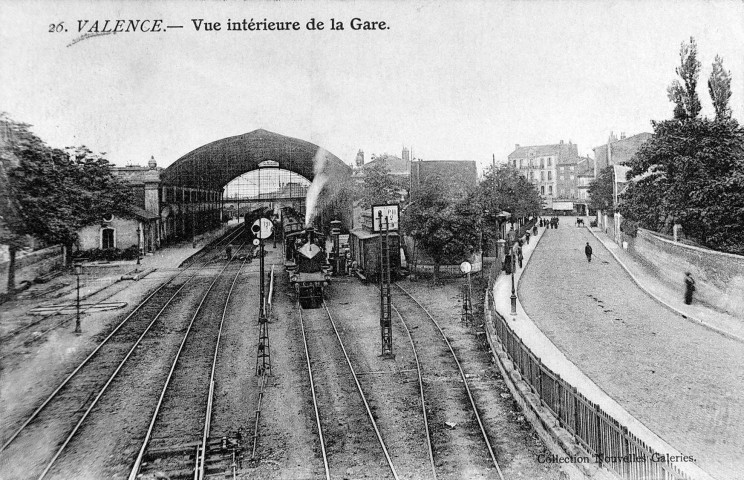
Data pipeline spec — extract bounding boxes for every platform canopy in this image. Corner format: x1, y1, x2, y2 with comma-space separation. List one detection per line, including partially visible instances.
161, 129, 351, 190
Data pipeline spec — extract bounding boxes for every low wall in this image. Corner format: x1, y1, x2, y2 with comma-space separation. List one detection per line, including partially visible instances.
0, 245, 64, 294
628, 229, 744, 316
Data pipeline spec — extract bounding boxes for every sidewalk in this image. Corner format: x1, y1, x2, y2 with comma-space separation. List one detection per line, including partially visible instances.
586, 227, 744, 343
491, 225, 716, 480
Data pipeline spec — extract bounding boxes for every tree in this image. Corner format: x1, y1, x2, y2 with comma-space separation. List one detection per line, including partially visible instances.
403, 173, 478, 283
709, 55, 732, 121
588, 166, 616, 214
619, 118, 744, 253
1, 114, 133, 294
619, 39, 744, 254
667, 37, 702, 120
359, 162, 402, 209
474, 164, 542, 240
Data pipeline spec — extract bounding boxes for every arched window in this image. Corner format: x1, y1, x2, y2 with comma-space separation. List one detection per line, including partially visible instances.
540, 158, 545, 168
548, 157, 552, 166
101, 228, 115, 249
540, 186, 545, 195
548, 186, 553, 195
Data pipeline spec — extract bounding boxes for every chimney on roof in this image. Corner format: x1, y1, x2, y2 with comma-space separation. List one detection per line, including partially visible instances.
515, 144, 520, 149
621, 132, 626, 140
560, 140, 564, 144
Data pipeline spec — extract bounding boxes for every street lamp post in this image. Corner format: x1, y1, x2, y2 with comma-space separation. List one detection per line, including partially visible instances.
136, 224, 141, 267
510, 246, 517, 315
74, 262, 83, 334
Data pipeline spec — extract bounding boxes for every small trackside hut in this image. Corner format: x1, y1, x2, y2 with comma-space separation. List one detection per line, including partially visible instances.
348, 207, 402, 282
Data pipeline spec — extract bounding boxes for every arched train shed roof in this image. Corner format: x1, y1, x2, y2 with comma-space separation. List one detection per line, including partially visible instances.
162, 129, 351, 190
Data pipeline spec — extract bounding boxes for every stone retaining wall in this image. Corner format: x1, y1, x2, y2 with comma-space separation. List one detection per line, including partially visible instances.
628, 229, 744, 316
0, 245, 64, 294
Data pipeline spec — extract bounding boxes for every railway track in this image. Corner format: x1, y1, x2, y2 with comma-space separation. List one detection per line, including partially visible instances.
392, 282, 505, 480
297, 301, 399, 480
0, 224, 245, 360
0, 227, 246, 480
128, 249, 250, 480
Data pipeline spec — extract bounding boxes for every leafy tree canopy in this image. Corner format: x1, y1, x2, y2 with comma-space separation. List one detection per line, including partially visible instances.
709, 55, 733, 121
474, 164, 541, 238
403, 173, 478, 281
619, 118, 744, 253
667, 37, 702, 121
1, 113, 131, 249
588, 166, 616, 215
359, 162, 403, 209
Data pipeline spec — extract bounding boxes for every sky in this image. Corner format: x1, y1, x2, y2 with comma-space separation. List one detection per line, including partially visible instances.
1, 0, 743, 173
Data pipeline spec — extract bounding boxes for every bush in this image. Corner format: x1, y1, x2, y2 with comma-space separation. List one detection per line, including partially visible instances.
590, 220, 598, 227
74, 246, 139, 261
620, 219, 639, 237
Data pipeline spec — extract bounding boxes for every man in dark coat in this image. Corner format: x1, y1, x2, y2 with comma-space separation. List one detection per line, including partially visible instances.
684, 272, 696, 305
503, 252, 513, 274
517, 243, 524, 268
584, 242, 593, 262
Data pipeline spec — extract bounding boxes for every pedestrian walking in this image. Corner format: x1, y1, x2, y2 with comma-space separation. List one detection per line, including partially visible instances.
684, 272, 696, 305
226, 245, 232, 260
584, 242, 593, 262
525, 231, 531, 244
532, 225, 538, 236
517, 243, 524, 268
503, 252, 513, 274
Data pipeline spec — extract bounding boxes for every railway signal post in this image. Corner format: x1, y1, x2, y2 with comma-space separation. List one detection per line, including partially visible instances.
373, 204, 399, 360
252, 218, 274, 376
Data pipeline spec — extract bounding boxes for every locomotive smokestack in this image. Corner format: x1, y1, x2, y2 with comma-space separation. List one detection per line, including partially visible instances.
305, 226, 315, 244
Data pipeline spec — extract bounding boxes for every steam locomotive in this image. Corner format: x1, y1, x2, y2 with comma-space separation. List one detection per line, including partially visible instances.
283, 209, 331, 308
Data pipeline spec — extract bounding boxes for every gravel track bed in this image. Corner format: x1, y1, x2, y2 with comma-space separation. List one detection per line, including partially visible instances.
390, 282, 494, 479
0, 278, 137, 353
245, 258, 322, 480
299, 302, 391, 479
134, 260, 249, 478
325, 280, 432, 480
37, 271, 220, 480
207, 261, 258, 473
400, 279, 564, 480
0, 269, 214, 480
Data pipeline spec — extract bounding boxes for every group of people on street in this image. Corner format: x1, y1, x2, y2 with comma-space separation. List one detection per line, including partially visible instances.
539, 217, 560, 229
503, 240, 525, 274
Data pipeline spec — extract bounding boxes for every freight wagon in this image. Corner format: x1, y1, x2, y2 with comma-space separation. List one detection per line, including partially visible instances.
348, 228, 401, 283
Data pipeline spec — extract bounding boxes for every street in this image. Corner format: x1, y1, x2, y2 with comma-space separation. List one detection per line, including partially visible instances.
519, 218, 744, 480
